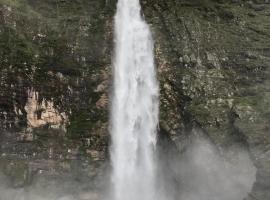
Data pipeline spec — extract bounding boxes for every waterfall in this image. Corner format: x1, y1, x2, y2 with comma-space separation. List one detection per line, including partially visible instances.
110, 0, 159, 200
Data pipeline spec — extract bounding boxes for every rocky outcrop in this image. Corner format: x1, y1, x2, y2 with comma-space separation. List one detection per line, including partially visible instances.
0, 0, 113, 160
141, 0, 270, 198
0, 0, 113, 195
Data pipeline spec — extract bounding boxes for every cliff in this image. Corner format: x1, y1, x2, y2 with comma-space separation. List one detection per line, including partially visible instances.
0, 0, 269, 199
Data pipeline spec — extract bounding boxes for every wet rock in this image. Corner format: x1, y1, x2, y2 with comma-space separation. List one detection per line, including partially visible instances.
78, 191, 100, 200
3, 161, 31, 188
190, 54, 197, 64
183, 55, 191, 64
17, 132, 35, 142
248, 3, 266, 11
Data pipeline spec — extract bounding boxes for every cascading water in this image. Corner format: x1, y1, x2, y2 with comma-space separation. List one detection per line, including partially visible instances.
110, 0, 159, 200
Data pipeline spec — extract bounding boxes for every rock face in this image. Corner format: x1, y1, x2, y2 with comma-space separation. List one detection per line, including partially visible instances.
0, 0, 270, 199
0, 0, 113, 196
141, 0, 270, 199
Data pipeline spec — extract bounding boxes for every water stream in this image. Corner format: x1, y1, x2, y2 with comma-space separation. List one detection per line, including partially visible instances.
110, 0, 159, 200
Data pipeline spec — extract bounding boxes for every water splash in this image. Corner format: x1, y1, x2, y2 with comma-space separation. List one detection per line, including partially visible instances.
110, 0, 159, 200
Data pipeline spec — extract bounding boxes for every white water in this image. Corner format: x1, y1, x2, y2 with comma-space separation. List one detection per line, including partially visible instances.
110, 0, 159, 200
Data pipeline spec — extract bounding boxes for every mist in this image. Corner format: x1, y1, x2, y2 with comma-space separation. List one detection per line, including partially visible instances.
157, 133, 257, 200
0, 168, 106, 200
0, 133, 257, 200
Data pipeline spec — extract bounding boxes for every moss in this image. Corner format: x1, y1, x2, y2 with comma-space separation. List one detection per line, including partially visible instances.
0, 0, 24, 7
